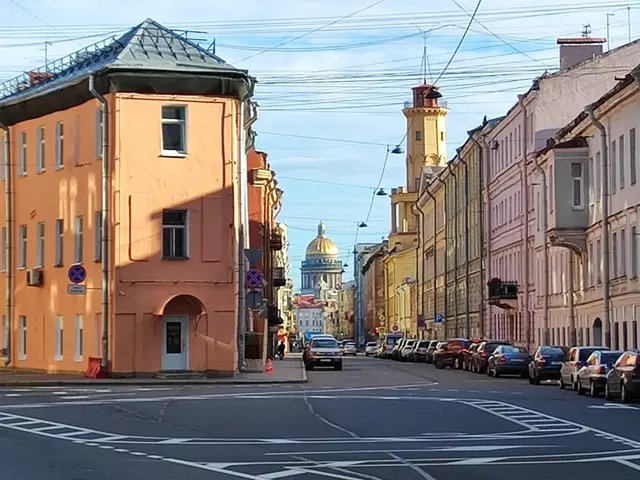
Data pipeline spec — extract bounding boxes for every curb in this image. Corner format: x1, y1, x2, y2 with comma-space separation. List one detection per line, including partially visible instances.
0, 360, 309, 387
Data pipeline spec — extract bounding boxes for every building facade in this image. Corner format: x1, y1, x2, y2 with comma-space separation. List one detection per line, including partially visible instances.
337, 280, 355, 339
484, 36, 640, 349
293, 294, 324, 338
359, 243, 385, 340
273, 223, 294, 334
533, 66, 640, 351
0, 19, 257, 375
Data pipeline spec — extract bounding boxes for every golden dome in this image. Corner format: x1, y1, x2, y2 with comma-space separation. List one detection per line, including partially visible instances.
305, 221, 339, 257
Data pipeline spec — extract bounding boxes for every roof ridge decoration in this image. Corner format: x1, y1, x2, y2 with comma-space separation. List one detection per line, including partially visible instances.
0, 18, 243, 104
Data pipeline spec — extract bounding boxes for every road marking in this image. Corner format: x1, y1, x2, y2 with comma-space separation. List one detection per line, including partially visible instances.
265, 445, 553, 456
65, 396, 90, 400
4, 394, 21, 397
589, 403, 639, 410
616, 459, 640, 472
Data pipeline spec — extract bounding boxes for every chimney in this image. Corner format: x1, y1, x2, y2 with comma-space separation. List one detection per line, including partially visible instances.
557, 37, 606, 70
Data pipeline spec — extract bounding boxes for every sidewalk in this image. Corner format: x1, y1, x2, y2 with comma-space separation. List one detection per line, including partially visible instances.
0, 356, 307, 386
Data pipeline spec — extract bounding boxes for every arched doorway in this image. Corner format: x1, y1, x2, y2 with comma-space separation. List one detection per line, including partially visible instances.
592, 317, 603, 346
154, 294, 207, 371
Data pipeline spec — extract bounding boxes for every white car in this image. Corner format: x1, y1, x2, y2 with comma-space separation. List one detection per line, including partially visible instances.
365, 342, 378, 356
343, 342, 357, 356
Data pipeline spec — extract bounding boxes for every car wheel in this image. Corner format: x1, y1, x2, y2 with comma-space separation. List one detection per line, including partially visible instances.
589, 380, 598, 397
576, 378, 585, 395
305, 363, 314, 371
494, 368, 500, 378
334, 363, 343, 371
528, 376, 534, 384
559, 376, 566, 389
604, 383, 612, 400
572, 376, 578, 391
533, 375, 541, 385
454, 358, 460, 369
621, 383, 629, 403
486, 365, 493, 377
434, 361, 444, 369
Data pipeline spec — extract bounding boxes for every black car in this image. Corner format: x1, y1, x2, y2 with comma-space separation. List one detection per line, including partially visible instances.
471, 340, 511, 374
486, 345, 531, 377
604, 350, 640, 402
528, 346, 568, 384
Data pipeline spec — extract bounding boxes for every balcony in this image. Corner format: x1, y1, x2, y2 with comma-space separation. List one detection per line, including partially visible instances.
267, 305, 283, 327
487, 278, 519, 309
269, 231, 284, 251
272, 267, 286, 287
544, 139, 589, 254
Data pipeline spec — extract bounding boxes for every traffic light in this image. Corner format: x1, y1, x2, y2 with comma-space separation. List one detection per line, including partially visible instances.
374, 327, 380, 335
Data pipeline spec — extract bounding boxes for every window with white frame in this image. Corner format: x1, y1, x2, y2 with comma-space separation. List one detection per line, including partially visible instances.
18, 132, 27, 176
18, 316, 26, 360
595, 152, 601, 201
74, 315, 83, 361
94, 211, 102, 262
36, 222, 45, 267
621, 228, 627, 276
612, 232, 618, 278
55, 121, 64, 168
619, 134, 625, 189
588, 242, 594, 286
588, 157, 594, 203
55, 219, 63, 266
632, 225, 638, 277
1, 227, 5, 272
37, 126, 45, 172
611, 140, 617, 194
571, 163, 584, 209
161, 106, 187, 155
74, 216, 83, 263
18, 225, 27, 268
162, 210, 188, 259
95, 107, 103, 159
631, 128, 637, 185
596, 239, 602, 283
55, 315, 64, 360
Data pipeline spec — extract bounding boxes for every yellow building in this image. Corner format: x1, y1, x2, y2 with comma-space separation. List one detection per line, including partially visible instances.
384, 83, 448, 337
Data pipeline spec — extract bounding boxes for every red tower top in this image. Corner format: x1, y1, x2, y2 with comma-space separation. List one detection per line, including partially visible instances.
411, 83, 443, 108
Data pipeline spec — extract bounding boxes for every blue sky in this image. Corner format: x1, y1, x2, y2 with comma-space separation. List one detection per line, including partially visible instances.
1, 0, 639, 289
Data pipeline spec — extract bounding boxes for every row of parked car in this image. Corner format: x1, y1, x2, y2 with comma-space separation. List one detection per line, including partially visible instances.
376, 337, 640, 403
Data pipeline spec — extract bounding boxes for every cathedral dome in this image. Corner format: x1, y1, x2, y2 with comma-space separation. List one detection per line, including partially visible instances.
305, 221, 339, 257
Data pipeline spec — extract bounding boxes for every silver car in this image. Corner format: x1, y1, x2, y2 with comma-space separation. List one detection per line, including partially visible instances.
343, 342, 357, 356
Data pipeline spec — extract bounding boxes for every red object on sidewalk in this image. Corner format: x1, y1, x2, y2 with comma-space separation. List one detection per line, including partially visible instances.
84, 357, 108, 378
265, 359, 274, 374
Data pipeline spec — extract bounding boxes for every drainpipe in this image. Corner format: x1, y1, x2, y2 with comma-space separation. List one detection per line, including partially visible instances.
568, 251, 576, 346
468, 132, 485, 338
448, 162, 459, 337
518, 95, 532, 349
426, 188, 437, 340
534, 155, 550, 346
586, 104, 611, 349
457, 153, 471, 338
88, 76, 110, 372
0, 122, 12, 366
436, 175, 447, 338
236, 99, 248, 371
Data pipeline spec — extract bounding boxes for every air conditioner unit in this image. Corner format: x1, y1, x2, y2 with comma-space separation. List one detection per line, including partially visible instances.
26, 269, 43, 287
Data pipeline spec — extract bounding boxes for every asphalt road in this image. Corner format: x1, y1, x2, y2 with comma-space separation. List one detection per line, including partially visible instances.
1, 356, 639, 479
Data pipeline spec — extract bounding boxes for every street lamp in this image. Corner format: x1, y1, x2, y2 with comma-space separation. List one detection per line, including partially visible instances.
376, 188, 388, 196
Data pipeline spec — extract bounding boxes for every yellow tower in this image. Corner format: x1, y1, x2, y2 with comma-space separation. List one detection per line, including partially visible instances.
389, 83, 448, 247
383, 84, 448, 335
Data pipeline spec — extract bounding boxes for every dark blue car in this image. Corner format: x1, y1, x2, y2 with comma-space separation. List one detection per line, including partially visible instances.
487, 345, 531, 378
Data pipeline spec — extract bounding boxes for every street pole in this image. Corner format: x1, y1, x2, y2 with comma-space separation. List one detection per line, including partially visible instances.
606, 14, 614, 51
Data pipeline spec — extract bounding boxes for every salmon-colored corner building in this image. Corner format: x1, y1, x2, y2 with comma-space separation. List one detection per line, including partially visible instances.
0, 19, 260, 376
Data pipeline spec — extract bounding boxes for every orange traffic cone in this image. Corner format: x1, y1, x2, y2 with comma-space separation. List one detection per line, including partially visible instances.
265, 359, 274, 374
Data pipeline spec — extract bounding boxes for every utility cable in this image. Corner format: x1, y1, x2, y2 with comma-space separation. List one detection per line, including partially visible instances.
232, 0, 388, 64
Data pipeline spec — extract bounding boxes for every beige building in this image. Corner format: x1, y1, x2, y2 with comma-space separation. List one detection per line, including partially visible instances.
533, 64, 640, 351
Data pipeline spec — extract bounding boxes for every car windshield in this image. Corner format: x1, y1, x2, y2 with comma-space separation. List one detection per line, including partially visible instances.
484, 343, 504, 353
601, 352, 623, 363
502, 346, 528, 354
366, 342, 377, 347
419, 341, 430, 347
540, 347, 565, 356
386, 337, 400, 346
312, 339, 338, 349
579, 348, 603, 361
345, 343, 355, 347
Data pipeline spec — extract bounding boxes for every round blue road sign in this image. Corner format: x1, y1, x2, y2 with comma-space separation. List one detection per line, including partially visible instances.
68, 265, 87, 284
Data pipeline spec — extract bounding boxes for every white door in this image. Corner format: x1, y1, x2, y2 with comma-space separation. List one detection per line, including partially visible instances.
162, 316, 188, 370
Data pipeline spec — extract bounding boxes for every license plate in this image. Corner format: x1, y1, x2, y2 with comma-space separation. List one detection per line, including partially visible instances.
511, 359, 523, 362
552, 361, 562, 365
320, 359, 332, 363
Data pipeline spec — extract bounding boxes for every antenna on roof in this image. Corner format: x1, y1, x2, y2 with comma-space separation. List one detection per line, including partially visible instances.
207, 39, 216, 55
582, 24, 592, 38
